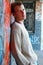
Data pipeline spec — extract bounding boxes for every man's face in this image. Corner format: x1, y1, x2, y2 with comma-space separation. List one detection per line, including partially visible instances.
13, 4, 26, 21
20, 4, 26, 20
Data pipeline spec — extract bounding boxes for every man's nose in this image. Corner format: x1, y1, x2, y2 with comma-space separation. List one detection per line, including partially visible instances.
21, 11, 24, 17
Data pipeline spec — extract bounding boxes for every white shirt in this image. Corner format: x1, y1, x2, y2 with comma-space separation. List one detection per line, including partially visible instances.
12, 21, 38, 65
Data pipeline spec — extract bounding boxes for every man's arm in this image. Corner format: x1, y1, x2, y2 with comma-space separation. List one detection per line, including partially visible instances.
10, 27, 23, 65
21, 33, 38, 62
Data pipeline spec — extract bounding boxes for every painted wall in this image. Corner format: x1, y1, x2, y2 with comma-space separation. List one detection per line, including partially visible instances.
29, 1, 41, 50
0, 0, 11, 65
0, 0, 4, 64
3, 0, 11, 65
41, 3, 43, 50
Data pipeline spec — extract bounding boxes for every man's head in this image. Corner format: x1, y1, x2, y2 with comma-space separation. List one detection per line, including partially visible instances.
11, 2, 26, 22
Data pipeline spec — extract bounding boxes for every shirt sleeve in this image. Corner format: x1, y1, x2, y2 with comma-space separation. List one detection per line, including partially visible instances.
13, 28, 30, 65
21, 33, 38, 63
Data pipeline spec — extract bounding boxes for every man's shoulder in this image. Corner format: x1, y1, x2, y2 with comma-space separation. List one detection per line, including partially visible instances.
11, 22, 21, 32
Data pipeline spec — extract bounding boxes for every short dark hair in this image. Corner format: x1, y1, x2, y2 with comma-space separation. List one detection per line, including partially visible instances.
11, 1, 22, 14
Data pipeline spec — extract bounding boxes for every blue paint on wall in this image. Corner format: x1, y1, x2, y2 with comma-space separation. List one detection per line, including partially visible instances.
29, 20, 41, 50
0, 0, 4, 63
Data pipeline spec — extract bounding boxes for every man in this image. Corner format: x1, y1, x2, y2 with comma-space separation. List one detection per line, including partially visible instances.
11, 2, 38, 65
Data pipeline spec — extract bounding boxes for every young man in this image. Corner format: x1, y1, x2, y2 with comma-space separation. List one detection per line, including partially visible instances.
11, 2, 38, 65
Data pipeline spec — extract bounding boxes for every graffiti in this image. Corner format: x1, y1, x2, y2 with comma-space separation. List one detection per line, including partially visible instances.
3, 0, 11, 65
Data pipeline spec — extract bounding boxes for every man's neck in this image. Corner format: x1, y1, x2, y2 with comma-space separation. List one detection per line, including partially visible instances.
15, 20, 24, 24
